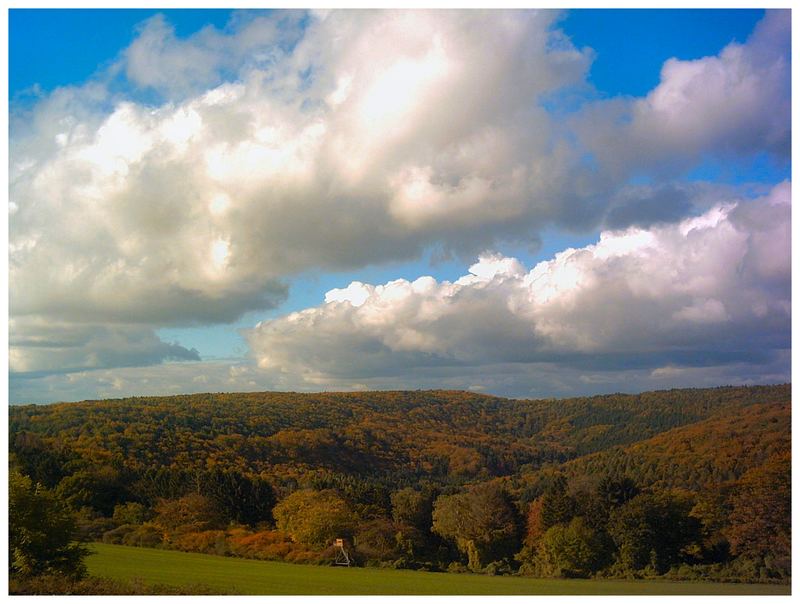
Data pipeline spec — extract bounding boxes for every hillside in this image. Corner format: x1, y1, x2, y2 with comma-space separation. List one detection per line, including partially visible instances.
10, 384, 790, 490
9, 384, 791, 585
550, 400, 790, 492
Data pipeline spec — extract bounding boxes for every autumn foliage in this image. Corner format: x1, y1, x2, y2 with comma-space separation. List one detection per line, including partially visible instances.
8, 384, 790, 583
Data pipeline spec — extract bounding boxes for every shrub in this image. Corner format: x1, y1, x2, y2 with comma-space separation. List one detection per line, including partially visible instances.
102, 524, 137, 545
354, 518, 405, 562
483, 560, 514, 576
74, 507, 117, 541
113, 502, 153, 526
121, 523, 163, 548
154, 494, 227, 538
226, 528, 319, 562
171, 530, 228, 555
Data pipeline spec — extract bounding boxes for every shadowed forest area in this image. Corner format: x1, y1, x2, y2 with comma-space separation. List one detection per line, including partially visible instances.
9, 384, 790, 594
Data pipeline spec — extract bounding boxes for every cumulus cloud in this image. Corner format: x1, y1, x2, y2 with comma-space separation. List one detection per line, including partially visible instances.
245, 182, 790, 386
123, 12, 307, 97
8, 9, 791, 388
10, 10, 597, 329
13, 11, 788, 326
577, 9, 790, 178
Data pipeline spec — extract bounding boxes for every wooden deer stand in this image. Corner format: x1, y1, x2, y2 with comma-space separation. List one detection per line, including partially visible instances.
333, 538, 351, 566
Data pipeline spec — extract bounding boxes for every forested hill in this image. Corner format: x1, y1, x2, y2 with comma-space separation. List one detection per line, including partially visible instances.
9, 384, 791, 584
11, 385, 790, 490
551, 399, 790, 492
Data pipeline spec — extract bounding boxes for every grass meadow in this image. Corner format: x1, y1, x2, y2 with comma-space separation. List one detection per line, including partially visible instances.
86, 543, 790, 595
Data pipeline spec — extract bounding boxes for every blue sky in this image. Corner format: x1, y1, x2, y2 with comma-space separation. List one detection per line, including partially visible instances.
560, 9, 763, 97
9, 9, 791, 402
10, 9, 232, 96
11, 9, 764, 99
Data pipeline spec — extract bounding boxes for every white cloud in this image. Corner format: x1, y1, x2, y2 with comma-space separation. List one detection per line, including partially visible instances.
325, 282, 371, 307
8, 10, 791, 388
576, 10, 790, 178
11, 10, 594, 330
123, 13, 306, 97
245, 182, 789, 384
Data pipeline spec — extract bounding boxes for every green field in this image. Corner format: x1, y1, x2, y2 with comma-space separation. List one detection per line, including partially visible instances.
86, 544, 790, 595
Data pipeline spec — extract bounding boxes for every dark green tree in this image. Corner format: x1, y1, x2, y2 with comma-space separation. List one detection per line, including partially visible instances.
432, 482, 522, 571
540, 477, 576, 529
608, 491, 700, 574
354, 518, 407, 562
689, 489, 732, 563
391, 487, 435, 532
11, 432, 75, 489
577, 476, 640, 531
598, 476, 639, 508
538, 517, 613, 578
9, 471, 88, 579
56, 466, 130, 516
199, 468, 276, 526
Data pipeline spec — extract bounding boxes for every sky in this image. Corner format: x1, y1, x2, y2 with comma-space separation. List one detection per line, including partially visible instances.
8, 9, 791, 404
